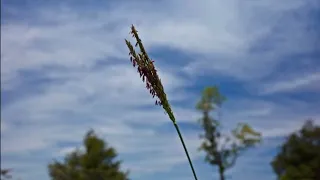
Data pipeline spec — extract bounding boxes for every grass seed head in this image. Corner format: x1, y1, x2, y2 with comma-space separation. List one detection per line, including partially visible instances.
125, 25, 175, 122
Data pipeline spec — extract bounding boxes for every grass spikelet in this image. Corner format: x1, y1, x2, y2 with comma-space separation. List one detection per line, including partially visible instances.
125, 24, 199, 180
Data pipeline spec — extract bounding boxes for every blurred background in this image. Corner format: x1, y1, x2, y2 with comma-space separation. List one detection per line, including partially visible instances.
1, 0, 319, 179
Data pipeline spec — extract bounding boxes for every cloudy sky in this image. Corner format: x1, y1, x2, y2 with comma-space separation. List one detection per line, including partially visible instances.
1, 0, 320, 180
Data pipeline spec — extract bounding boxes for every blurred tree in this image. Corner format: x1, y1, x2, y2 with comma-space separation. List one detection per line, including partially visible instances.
1, 169, 12, 180
196, 86, 262, 180
271, 119, 320, 180
48, 130, 129, 180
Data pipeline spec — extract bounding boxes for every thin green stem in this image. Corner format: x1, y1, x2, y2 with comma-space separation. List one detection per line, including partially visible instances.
173, 122, 198, 180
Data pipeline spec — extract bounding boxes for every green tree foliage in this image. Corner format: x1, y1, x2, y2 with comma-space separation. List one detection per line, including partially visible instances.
271, 119, 320, 180
48, 130, 129, 180
196, 86, 262, 180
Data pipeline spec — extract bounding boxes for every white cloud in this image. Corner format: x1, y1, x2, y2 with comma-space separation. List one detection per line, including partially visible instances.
204, 97, 320, 139
259, 72, 320, 94
2, 0, 317, 88
1, 120, 8, 132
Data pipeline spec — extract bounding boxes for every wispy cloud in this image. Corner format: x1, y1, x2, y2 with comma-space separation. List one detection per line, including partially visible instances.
259, 71, 320, 94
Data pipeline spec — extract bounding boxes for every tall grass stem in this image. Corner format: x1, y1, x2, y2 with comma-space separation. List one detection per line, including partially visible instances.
125, 24, 199, 180
173, 122, 198, 180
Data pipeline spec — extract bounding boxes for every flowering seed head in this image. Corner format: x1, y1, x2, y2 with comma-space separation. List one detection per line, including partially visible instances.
125, 25, 176, 123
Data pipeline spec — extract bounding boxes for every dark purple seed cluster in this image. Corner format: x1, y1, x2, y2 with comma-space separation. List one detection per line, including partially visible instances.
125, 25, 165, 107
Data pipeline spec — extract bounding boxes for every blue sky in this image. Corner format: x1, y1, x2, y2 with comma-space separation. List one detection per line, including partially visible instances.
1, 0, 320, 180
